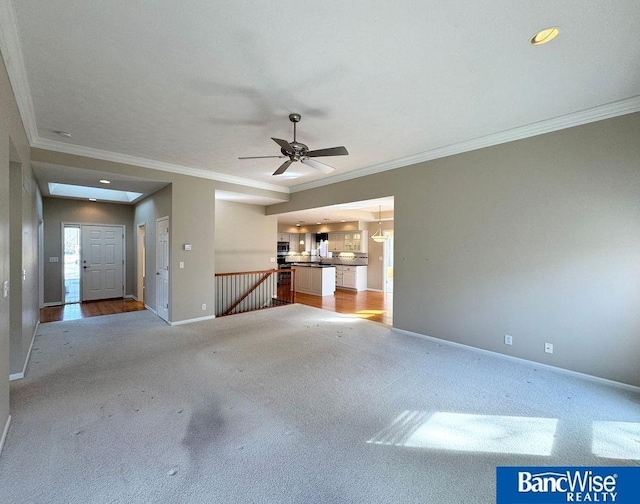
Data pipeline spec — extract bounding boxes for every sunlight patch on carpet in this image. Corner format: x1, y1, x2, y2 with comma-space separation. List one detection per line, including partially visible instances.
592, 421, 640, 460
367, 411, 558, 456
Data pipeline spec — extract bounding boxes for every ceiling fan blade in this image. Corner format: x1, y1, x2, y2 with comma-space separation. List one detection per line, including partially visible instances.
272, 160, 293, 176
306, 146, 349, 157
271, 138, 295, 155
238, 155, 287, 159
301, 157, 335, 174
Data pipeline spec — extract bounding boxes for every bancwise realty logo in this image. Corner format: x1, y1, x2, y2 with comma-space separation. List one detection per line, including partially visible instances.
496, 467, 640, 503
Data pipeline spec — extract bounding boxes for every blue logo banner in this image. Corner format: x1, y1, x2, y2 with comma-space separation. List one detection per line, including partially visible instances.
497, 466, 640, 503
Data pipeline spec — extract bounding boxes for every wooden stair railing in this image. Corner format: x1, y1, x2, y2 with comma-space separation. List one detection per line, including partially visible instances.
220, 270, 273, 316
215, 268, 296, 316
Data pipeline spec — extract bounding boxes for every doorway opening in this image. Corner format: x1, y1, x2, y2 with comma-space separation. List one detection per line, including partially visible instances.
63, 225, 81, 304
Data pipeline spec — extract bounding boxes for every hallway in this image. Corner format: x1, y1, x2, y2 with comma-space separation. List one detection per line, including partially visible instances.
40, 299, 146, 323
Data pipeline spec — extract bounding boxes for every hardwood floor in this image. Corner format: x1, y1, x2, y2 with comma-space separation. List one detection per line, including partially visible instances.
295, 289, 393, 326
40, 292, 392, 326
40, 298, 146, 323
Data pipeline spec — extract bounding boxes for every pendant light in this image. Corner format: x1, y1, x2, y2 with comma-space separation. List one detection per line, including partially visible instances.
371, 205, 386, 243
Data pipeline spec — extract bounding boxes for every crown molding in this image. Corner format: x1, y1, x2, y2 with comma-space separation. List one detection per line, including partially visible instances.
291, 95, 640, 193
0, 0, 38, 144
32, 137, 290, 193
3, 0, 639, 196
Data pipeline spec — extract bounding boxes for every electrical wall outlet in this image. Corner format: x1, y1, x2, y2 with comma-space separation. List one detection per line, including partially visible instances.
201, 303, 206, 311
504, 334, 513, 345
544, 342, 554, 354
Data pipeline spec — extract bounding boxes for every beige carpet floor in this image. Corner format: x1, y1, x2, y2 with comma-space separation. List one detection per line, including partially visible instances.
1, 304, 639, 503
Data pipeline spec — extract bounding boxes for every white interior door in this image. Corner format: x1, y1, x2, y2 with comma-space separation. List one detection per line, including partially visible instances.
81, 225, 124, 301
156, 217, 169, 321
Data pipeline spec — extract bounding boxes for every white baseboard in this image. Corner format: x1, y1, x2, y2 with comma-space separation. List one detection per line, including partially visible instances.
0, 415, 11, 457
125, 294, 135, 300
9, 320, 39, 381
170, 314, 216, 326
144, 304, 156, 314
366, 288, 384, 292
43, 301, 62, 307
392, 328, 640, 394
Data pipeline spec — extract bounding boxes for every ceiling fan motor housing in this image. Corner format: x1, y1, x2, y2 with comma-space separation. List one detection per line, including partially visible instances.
281, 142, 308, 160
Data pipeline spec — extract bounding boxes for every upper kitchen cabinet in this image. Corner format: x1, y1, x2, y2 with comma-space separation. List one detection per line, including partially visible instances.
328, 231, 368, 253
277, 233, 290, 242
328, 233, 344, 252
289, 233, 301, 253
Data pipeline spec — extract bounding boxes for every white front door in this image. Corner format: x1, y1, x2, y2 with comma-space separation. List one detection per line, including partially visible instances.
156, 217, 169, 321
81, 225, 124, 301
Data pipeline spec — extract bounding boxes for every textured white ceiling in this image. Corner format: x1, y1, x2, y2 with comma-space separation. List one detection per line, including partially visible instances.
4, 0, 640, 193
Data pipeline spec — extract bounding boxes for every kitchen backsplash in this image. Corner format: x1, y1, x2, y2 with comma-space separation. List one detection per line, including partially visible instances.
285, 251, 368, 266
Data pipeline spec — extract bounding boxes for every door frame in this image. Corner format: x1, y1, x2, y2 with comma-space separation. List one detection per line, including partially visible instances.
61, 222, 127, 304
382, 230, 394, 293
136, 223, 146, 303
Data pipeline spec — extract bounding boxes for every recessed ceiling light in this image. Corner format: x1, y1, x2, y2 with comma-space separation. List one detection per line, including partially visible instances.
341, 220, 346, 223
530, 27, 559, 45
316, 222, 321, 225
99, 179, 111, 184
89, 198, 97, 202
55, 130, 72, 138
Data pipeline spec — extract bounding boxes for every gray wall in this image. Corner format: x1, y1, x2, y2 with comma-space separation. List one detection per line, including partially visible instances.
1, 51, 39, 449
42, 198, 135, 304
215, 199, 277, 273
9, 162, 22, 373
269, 113, 640, 387
8, 160, 40, 376
133, 185, 172, 313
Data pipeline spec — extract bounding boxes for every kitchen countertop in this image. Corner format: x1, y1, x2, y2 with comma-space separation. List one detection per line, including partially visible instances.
292, 263, 336, 268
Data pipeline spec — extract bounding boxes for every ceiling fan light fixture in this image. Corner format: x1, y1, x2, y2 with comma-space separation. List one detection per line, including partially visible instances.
530, 27, 559, 45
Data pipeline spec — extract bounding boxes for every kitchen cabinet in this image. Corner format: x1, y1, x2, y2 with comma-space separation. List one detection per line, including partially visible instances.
289, 233, 301, 253
328, 231, 368, 253
296, 266, 311, 291
335, 265, 368, 291
294, 266, 335, 296
277, 233, 290, 242
328, 233, 344, 252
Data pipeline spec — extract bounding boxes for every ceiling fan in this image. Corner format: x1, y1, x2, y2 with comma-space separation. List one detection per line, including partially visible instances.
238, 113, 348, 176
